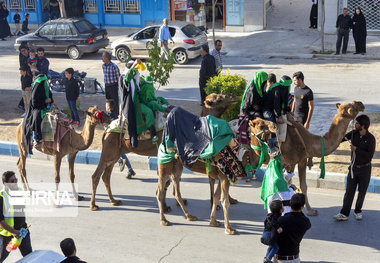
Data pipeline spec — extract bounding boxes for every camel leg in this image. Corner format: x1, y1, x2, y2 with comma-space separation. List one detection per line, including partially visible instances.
220, 176, 235, 235
209, 176, 216, 209
53, 155, 62, 208
163, 179, 172, 213
103, 163, 121, 206
90, 162, 106, 211
17, 152, 30, 192
210, 181, 221, 227
156, 164, 172, 226
298, 158, 318, 216
68, 152, 83, 201
171, 171, 197, 222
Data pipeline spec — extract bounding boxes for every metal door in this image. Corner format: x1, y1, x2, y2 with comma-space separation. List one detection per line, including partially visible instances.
226, 0, 244, 26
343, 0, 380, 31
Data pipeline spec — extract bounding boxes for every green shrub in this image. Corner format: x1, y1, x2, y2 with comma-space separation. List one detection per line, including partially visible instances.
205, 70, 247, 121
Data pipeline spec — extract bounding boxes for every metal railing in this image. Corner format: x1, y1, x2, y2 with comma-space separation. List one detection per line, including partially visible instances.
343, 0, 380, 31
85, 0, 98, 13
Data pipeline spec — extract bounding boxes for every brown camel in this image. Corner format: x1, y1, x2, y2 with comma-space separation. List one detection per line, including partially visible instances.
249, 101, 365, 216
16, 106, 111, 199
89, 93, 238, 211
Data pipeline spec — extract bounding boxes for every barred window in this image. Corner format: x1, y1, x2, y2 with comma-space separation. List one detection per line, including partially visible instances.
9, 0, 22, 10
123, 0, 140, 13
24, 0, 36, 11
85, 0, 98, 13
343, 0, 380, 31
104, 0, 121, 13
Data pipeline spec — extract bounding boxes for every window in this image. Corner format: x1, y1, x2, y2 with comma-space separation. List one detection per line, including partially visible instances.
85, 0, 98, 13
139, 27, 157, 40
181, 24, 201, 38
74, 20, 97, 33
55, 24, 73, 36
39, 24, 57, 37
24, 0, 36, 11
9, 0, 22, 10
104, 0, 121, 13
123, 0, 140, 13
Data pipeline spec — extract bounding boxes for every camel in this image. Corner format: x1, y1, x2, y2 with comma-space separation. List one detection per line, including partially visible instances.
16, 106, 111, 199
89, 93, 238, 211
249, 101, 365, 216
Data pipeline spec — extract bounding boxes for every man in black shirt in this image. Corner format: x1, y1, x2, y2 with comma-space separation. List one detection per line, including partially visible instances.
20, 66, 32, 117
335, 8, 352, 55
50, 0, 61, 20
334, 115, 376, 221
291, 72, 314, 129
0, 171, 32, 262
60, 238, 87, 263
275, 193, 311, 263
199, 44, 217, 105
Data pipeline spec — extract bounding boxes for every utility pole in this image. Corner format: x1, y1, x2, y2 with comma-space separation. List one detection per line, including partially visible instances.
321, 0, 325, 53
212, 0, 217, 44
58, 0, 66, 18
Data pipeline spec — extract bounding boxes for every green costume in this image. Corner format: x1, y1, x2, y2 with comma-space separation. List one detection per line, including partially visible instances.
139, 76, 169, 112
124, 68, 154, 135
241, 71, 268, 109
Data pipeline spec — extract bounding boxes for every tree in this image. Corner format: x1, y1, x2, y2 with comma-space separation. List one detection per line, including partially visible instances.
321, 0, 325, 53
145, 38, 175, 90
212, 0, 217, 44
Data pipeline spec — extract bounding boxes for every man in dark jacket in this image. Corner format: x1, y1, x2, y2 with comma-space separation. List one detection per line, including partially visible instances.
199, 44, 217, 105
36, 47, 50, 75
60, 238, 86, 263
276, 193, 311, 262
64, 68, 80, 126
21, 13, 30, 35
334, 114, 376, 221
335, 8, 352, 55
22, 75, 56, 154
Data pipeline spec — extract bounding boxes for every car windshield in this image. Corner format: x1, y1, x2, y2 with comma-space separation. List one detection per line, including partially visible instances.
181, 24, 202, 38
74, 20, 97, 33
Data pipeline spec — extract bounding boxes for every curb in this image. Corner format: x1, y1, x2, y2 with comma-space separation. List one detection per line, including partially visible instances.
1, 141, 379, 194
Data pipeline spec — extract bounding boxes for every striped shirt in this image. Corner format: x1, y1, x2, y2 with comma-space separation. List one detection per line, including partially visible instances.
102, 61, 120, 85
210, 49, 223, 71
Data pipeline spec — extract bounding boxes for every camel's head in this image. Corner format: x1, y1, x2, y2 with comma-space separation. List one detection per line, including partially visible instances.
86, 106, 112, 125
204, 93, 237, 109
336, 101, 365, 119
248, 118, 277, 146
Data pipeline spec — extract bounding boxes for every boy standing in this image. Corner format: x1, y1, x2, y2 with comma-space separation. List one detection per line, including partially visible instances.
20, 66, 32, 117
13, 10, 21, 36
21, 13, 29, 35
64, 68, 80, 126
261, 200, 284, 263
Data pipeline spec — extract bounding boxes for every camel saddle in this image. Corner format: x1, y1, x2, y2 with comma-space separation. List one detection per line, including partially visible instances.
106, 111, 166, 141
39, 111, 71, 152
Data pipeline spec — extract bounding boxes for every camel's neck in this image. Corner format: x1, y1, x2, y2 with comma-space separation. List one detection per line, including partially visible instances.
322, 115, 352, 155
201, 107, 229, 118
76, 118, 97, 151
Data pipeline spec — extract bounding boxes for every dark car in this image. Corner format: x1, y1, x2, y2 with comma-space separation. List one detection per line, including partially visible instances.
14, 18, 109, 59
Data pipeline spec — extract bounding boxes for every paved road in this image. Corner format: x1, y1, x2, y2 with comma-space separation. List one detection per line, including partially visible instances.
1, 156, 379, 262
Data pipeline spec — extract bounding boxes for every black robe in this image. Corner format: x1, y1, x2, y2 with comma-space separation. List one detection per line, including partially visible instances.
199, 54, 217, 103
119, 74, 138, 147
0, 7, 11, 39
263, 84, 290, 118
352, 11, 367, 53
22, 77, 54, 154
241, 81, 265, 120
309, 2, 318, 28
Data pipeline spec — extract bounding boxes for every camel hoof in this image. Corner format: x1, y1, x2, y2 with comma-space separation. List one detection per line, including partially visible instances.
187, 215, 197, 221
90, 205, 99, 211
306, 209, 318, 216
164, 206, 172, 213
209, 220, 220, 227
161, 219, 170, 226
176, 199, 188, 206
229, 197, 238, 205
216, 204, 221, 210
246, 178, 251, 183
225, 228, 236, 235
75, 195, 85, 201
111, 200, 122, 206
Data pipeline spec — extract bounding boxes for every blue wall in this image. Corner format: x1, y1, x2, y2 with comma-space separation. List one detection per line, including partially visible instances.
84, 0, 168, 27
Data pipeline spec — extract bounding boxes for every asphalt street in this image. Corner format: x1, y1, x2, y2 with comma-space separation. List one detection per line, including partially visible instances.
1, 156, 379, 263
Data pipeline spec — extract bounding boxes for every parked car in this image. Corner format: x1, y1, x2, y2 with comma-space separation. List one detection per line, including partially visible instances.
14, 18, 109, 59
111, 22, 208, 64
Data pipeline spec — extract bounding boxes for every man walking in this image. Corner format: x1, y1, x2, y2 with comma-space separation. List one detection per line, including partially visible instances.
335, 8, 352, 55
334, 115, 376, 221
0, 171, 32, 261
274, 193, 311, 263
309, 0, 318, 29
102, 51, 120, 120
159, 18, 174, 60
210, 40, 223, 72
199, 44, 217, 105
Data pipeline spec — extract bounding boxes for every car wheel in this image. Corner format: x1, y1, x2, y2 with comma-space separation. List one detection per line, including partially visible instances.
67, 46, 82, 60
174, 49, 188, 64
116, 46, 130, 63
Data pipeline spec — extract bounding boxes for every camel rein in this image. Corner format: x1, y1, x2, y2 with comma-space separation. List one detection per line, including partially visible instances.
250, 130, 269, 171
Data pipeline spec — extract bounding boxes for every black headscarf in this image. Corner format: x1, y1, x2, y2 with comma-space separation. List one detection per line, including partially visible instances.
352, 7, 367, 33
